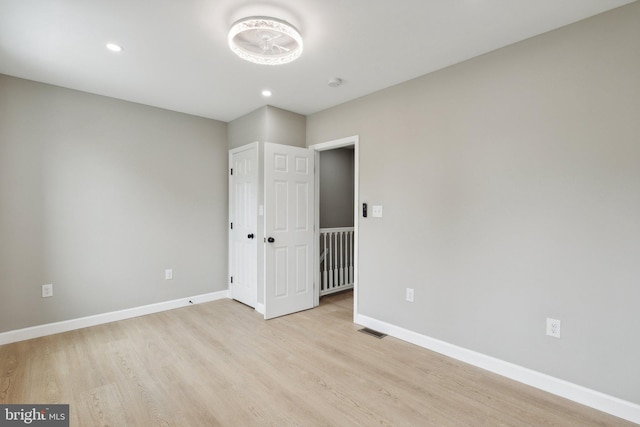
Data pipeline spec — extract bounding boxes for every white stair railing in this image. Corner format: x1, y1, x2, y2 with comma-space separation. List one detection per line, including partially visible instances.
320, 227, 354, 296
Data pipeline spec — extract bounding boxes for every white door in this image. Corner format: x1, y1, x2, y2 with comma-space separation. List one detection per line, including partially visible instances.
229, 143, 258, 307
264, 143, 315, 319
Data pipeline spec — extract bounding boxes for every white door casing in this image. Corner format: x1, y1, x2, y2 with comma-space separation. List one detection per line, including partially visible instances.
310, 135, 359, 321
229, 143, 258, 308
264, 142, 315, 319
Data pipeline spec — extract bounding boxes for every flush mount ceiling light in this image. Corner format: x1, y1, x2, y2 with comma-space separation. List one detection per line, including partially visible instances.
228, 16, 303, 65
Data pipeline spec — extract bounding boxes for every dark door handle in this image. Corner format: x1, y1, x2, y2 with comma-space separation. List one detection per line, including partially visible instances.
267, 237, 275, 243
247, 233, 254, 239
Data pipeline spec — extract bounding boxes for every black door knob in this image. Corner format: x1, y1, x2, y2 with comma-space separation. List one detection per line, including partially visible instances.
267, 237, 275, 243
247, 233, 254, 239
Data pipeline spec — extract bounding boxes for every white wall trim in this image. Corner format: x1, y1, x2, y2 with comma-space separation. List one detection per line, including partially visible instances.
0, 290, 230, 346
255, 302, 265, 315
355, 313, 640, 425
309, 135, 359, 151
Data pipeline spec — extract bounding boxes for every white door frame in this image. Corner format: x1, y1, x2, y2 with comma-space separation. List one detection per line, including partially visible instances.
309, 135, 359, 322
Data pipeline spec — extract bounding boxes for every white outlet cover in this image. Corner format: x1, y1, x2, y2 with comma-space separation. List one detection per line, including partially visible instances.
165, 269, 173, 280
372, 205, 383, 218
546, 318, 561, 338
406, 288, 414, 302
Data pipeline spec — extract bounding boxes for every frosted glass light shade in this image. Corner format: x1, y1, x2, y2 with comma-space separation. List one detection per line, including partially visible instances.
228, 17, 303, 65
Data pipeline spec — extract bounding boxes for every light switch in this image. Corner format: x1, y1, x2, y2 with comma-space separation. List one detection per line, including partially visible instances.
42, 284, 53, 298
372, 205, 383, 218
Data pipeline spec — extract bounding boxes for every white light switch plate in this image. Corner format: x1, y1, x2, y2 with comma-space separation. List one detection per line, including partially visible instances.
165, 269, 173, 280
42, 284, 53, 298
372, 205, 383, 218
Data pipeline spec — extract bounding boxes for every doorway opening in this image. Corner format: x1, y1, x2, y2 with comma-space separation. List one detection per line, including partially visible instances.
311, 135, 359, 322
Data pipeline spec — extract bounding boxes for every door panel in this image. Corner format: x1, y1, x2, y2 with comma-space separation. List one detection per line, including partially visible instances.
295, 182, 309, 229
264, 143, 314, 319
295, 245, 309, 293
229, 144, 258, 307
274, 247, 288, 297
275, 180, 288, 231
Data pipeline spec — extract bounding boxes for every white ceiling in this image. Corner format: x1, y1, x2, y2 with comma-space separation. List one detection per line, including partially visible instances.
0, 0, 635, 122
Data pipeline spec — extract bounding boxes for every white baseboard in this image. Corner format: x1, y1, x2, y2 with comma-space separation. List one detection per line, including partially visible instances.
355, 313, 640, 425
0, 290, 230, 346
255, 302, 265, 315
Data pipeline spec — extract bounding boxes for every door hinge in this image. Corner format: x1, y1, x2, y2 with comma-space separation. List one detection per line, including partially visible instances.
230, 168, 233, 175
230, 222, 233, 230
230, 276, 233, 284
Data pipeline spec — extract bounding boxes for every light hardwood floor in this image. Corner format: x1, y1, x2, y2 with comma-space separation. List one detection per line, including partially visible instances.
0, 291, 634, 426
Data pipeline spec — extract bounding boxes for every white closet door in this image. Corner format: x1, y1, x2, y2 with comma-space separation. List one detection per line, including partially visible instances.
229, 143, 258, 307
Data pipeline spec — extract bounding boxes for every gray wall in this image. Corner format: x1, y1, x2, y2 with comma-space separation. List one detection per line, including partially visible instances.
227, 105, 305, 150
0, 75, 228, 333
265, 106, 306, 148
319, 148, 354, 228
307, 3, 640, 405
227, 107, 267, 150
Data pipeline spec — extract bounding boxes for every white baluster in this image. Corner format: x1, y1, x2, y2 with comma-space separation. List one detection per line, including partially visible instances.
330, 231, 334, 291
347, 230, 353, 285
319, 227, 355, 295
350, 230, 354, 284
322, 232, 328, 292
336, 231, 340, 288
335, 231, 340, 289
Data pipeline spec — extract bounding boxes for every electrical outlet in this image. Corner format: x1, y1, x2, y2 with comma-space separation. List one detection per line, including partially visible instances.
546, 318, 561, 338
406, 288, 414, 302
165, 269, 173, 280
42, 284, 53, 298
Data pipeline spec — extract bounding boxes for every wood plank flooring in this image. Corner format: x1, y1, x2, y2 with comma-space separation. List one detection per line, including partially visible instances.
0, 291, 634, 426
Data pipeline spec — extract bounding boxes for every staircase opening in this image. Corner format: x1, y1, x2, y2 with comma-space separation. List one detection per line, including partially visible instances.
318, 147, 355, 298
